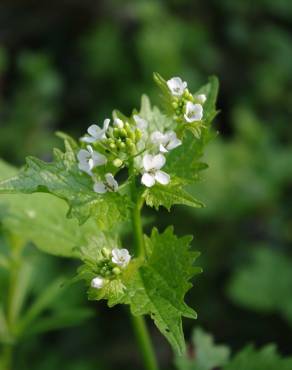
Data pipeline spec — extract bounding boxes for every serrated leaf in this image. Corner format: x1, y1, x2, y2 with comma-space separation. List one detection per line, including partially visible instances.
0, 139, 130, 229
122, 227, 202, 354
143, 181, 204, 211
223, 344, 292, 370
176, 327, 230, 370
0, 159, 103, 258
138, 94, 176, 132
227, 247, 292, 325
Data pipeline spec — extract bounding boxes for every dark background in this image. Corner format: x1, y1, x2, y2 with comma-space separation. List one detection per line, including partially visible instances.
1, 0, 292, 369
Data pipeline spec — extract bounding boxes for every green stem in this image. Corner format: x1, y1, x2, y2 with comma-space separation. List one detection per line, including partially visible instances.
129, 172, 159, 370
1, 344, 13, 370
130, 315, 159, 370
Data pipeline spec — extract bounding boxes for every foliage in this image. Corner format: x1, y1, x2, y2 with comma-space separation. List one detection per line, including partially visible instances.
228, 247, 292, 325
0, 74, 218, 357
176, 328, 292, 370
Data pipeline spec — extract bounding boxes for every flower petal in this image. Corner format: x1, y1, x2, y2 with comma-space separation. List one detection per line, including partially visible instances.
151, 131, 165, 145
87, 124, 100, 137
105, 173, 119, 192
134, 115, 148, 130
77, 149, 90, 162
92, 151, 107, 166
142, 154, 155, 172
152, 154, 166, 170
167, 77, 187, 96
141, 173, 155, 187
93, 181, 107, 194
155, 170, 170, 185
103, 118, 110, 131
184, 102, 203, 122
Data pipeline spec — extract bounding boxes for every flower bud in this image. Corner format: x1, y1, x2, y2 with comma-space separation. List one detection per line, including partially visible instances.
112, 267, 121, 275
113, 128, 120, 138
197, 94, 207, 104
172, 102, 178, 109
109, 143, 116, 150
113, 158, 123, 167
134, 129, 142, 142
101, 247, 111, 258
91, 276, 104, 289
119, 128, 127, 138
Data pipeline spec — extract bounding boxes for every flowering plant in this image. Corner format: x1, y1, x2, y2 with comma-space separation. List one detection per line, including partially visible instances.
0, 73, 218, 369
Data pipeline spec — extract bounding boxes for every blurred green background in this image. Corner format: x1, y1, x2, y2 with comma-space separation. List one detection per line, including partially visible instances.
1, 0, 292, 369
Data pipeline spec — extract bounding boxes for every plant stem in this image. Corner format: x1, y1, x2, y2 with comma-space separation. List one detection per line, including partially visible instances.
2, 344, 13, 370
130, 315, 159, 370
129, 173, 159, 370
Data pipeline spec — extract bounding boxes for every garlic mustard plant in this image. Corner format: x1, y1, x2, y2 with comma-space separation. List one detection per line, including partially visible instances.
0, 73, 218, 370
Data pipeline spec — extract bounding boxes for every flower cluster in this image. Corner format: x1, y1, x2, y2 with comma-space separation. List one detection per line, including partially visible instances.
167, 77, 206, 135
91, 248, 131, 289
76, 75, 207, 192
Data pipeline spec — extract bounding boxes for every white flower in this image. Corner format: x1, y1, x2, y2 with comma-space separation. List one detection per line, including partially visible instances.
91, 276, 104, 289
77, 145, 107, 175
113, 118, 124, 128
111, 248, 131, 268
197, 94, 207, 104
81, 119, 110, 143
93, 173, 119, 194
184, 101, 203, 122
141, 154, 170, 188
151, 130, 182, 153
167, 77, 187, 97
133, 115, 148, 131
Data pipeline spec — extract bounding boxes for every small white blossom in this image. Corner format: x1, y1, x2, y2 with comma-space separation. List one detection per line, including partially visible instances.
113, 118, 124, 128
93, 173, 119, 194
91, 276, 104, 289
111, 248, 131, 268
77, 145, 107, 176
141, 154, 170, 188
81, 119, 110, 143
197, 94, 207, 104
167, 77, 187, 97
184, 101, 203, 123
133, 115, 148, 131
151, 130, 182, 153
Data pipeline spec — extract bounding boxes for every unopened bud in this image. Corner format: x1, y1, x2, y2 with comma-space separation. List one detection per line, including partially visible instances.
113, 158, 123, 167
172, 102, 178, 109
91, 276, 104, 289
101, 247, 111, 258
112, 267, 121, 276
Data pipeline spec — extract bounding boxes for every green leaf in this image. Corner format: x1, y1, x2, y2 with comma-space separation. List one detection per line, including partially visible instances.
0, 159, 104, 258
143, 181, 204, 211
0, 138, 130, 229
176, 328, 230, 370
138, 94, 176, 133
227, 247, 292, 324
123, 227, 202, 354
224, 344, 292, 370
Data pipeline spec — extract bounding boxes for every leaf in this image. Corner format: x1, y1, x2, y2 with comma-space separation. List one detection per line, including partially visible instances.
0, 159, 104, 258
227, 247, 292, 324
224, 344, 292, 370
143, 181, 204, 211
176, 328, 230, 370
138, 94, 176, 133
122, 227, 202, 354
0, 138, 130, 229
